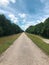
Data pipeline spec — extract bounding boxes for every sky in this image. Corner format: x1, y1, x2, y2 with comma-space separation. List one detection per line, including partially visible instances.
0, 0, 49, 30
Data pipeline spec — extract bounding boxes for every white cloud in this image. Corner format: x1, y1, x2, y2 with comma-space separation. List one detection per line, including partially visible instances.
0, 9, 11, 14
8, 14, 18, 23
40, 16, 49, 22
0, 0, 9, 6
0, 0, 16, 6
41, 18, 46, 22
38, 14, 49, 23
10, 0, 16, 3
21, 21, 35, 30
36, 20, 41, 23
21, 24, 29, 31
0, 9, 6, 14
18, 13, 26, 18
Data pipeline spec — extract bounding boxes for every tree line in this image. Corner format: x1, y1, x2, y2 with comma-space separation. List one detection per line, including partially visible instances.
0, 14, 23, 37
26, 18, 49, 38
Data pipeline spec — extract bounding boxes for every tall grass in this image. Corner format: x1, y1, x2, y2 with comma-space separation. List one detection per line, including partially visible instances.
0, 33, 21, 54
26, 33, 49, 55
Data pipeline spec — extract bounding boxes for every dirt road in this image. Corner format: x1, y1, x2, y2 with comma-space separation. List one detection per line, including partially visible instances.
42, 38, 49, 44
0, 33, 49, 65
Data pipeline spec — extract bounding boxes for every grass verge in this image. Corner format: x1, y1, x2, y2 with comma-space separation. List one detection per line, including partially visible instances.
26, 33, 49, 55
0, 33, 21, 54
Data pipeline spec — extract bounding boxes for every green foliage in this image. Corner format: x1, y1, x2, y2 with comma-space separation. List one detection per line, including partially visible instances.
26, 18, 49, 38
26, 26, 35, 33
0, 14, 23, 37
0, 27, 4, 36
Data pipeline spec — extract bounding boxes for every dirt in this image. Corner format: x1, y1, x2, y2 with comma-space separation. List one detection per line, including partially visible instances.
42, 38, 49, 44
0, 33, 49, 65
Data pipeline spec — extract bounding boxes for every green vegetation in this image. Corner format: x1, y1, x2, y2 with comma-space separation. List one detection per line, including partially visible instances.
0, 33, 21, 54
26, 18, 49, 38
0, 14, 23, 37
26, 33, 49, 55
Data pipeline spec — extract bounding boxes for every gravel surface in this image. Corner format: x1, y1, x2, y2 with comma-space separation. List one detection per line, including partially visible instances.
0, 33, 49, 65
42, 38, 49, 44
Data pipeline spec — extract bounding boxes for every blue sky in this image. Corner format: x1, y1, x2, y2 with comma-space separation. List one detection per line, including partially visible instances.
0, 0, 49, 30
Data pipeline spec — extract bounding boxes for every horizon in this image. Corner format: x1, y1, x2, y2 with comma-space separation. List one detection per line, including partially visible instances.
0, 0, 49, 30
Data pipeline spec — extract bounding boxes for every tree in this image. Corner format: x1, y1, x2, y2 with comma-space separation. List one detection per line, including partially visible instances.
0, 14, 23, 37
26, 18, 49, 38
0, 27, 4, 36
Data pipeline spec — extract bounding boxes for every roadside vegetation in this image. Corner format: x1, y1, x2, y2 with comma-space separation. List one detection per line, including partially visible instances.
26, 18, 49, 38
0, 33, 21, 54
26, 33, 49, 55
0, 14, 23, 54
0, 14, 23, 37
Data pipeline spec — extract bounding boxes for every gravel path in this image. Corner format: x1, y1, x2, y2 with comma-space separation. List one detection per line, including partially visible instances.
0, 33, 49, 65
42, 38, 49, 44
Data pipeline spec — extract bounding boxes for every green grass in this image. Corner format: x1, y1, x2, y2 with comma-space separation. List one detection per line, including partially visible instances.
0, 33, 21, 54
26, 33, 49, 55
